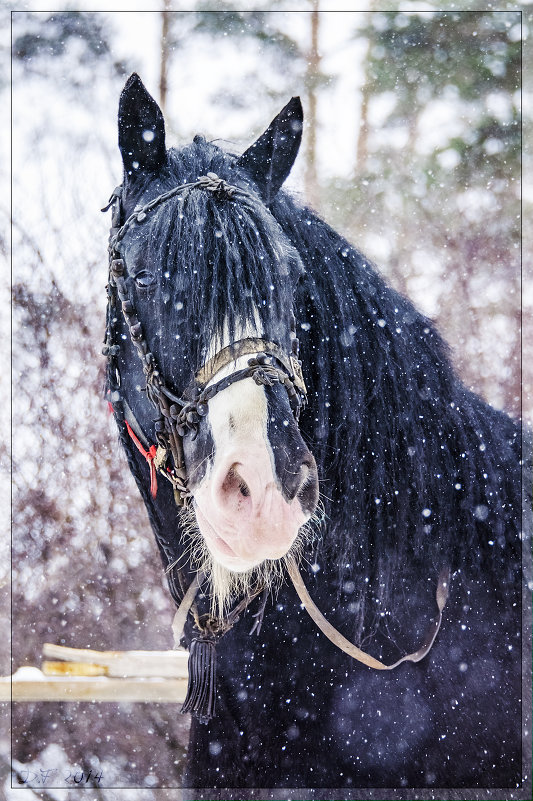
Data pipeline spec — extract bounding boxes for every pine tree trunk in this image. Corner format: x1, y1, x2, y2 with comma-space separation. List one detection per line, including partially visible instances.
305, 0, 320, 209
356, 76, 370, 174
355, 11, 372, 175
159, 0, 172, 115
504, 304, 521, 419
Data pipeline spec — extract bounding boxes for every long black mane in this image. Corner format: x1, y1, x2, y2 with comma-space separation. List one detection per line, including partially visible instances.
115, 134, 522, 638
271, 189, 522, 631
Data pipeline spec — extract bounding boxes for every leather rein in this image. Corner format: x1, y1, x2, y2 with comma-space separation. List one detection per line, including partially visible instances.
171, 557, 451, 672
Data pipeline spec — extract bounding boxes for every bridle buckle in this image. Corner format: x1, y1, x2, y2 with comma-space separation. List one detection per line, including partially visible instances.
290, 355, 307, 395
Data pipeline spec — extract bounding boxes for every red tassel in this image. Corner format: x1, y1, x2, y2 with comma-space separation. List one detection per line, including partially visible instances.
124, 419, 158, 499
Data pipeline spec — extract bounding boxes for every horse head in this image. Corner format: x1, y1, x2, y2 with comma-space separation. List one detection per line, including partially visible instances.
106, 74, 319, 606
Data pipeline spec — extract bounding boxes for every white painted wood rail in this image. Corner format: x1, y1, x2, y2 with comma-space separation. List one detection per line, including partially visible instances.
1, 644, 189, 703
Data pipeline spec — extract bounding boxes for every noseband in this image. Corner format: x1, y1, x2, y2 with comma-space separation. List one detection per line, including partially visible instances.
102, 173, 307, 506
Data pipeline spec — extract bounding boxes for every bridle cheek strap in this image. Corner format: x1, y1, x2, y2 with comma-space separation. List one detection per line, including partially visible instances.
103, 174, 307, 509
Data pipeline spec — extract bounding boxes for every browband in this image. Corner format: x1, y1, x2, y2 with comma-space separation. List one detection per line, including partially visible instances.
193, 336, 306, 395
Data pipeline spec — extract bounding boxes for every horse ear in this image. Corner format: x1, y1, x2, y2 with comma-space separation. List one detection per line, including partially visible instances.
118, 73, 166, 176
237, 97, 303, 204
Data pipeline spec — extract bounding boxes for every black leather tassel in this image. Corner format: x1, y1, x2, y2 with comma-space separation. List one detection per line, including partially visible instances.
181, 637, 217, 723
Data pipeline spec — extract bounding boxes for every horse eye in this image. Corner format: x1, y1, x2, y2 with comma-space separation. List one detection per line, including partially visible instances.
135, 270, 155, 287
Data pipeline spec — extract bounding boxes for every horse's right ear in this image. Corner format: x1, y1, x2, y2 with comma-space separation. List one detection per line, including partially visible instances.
236, 97, 303, 204
118, 73, 166, 177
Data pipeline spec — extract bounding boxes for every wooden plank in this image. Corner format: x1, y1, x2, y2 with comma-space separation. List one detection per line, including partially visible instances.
1, 645, 191, 703
42, 643, 189, 678
0, 675, 188, 703
43, 661, 107, 676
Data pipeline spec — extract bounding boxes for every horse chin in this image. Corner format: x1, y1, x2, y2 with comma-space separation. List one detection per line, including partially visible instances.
178, 502, 311, 617
206, 556, 286, 620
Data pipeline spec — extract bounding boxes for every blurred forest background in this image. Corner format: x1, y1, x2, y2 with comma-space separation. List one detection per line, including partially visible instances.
3, 1, 531, 795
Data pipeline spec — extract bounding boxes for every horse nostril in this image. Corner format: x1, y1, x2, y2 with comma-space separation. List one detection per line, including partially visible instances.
296, 461, 319, 514
222, 465, 250, 499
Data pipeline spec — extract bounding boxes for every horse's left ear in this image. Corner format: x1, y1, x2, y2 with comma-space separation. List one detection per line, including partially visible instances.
118, 73, 166, 177
237, 97, 303, 204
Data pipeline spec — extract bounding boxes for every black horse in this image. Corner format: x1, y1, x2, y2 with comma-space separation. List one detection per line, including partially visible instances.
104, 74, 525, 792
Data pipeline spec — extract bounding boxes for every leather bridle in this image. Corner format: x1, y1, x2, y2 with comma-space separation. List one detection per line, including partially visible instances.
102, 172, 307, 507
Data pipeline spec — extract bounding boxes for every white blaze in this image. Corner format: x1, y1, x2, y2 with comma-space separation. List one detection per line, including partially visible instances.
191, 319, 308, 572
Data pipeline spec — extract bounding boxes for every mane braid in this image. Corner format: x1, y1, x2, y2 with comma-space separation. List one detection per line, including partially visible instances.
270, 191, 522, 636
